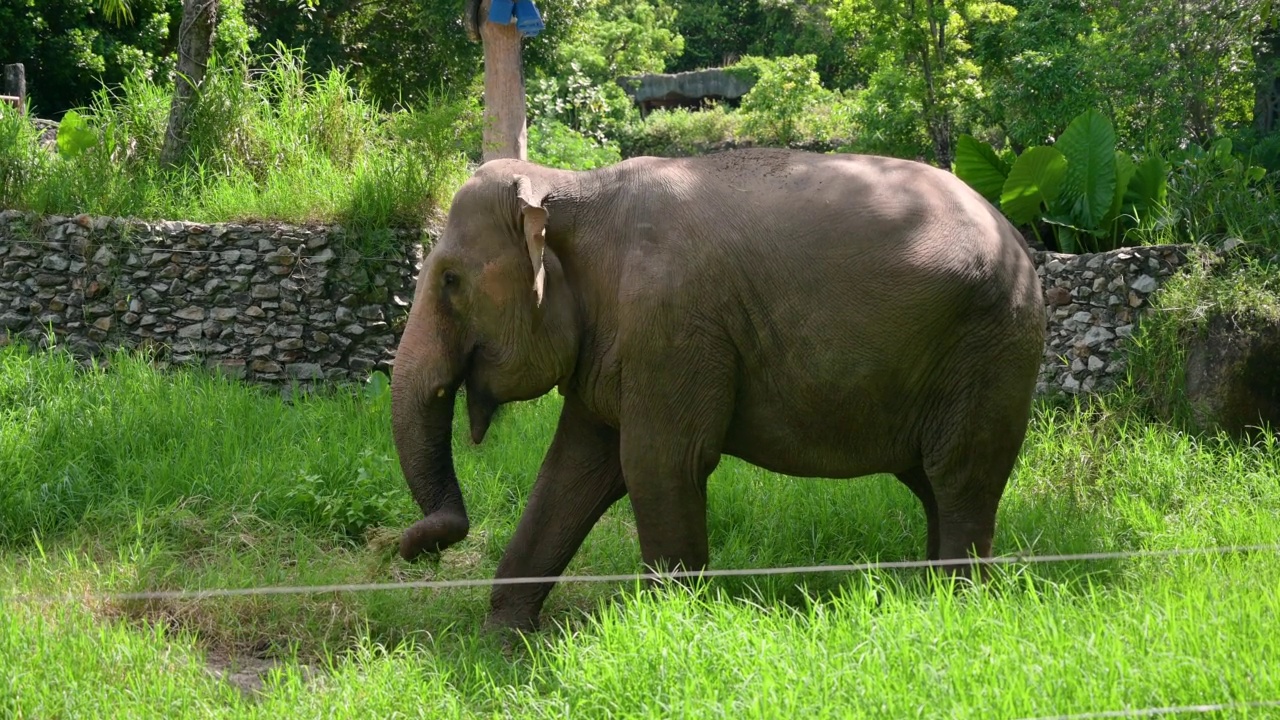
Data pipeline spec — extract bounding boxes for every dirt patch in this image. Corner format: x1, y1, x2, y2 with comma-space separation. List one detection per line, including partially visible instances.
204, 650, 320, 699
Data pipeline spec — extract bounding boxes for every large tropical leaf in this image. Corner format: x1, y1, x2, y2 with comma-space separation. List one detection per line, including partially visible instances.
999, 146, 1067, 226
1126, 155, 1169, 210
1054, 108, 1117, 230
953, 134, 1009, 205
55, 110, 98, 158
1104, 150, 1137, 228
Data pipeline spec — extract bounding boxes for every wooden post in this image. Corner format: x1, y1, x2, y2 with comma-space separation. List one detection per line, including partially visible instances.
2, 63, 25, 115
478, 0, 527, 161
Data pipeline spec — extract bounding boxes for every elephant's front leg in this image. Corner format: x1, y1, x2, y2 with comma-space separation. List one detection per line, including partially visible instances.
485, 396, 625, 632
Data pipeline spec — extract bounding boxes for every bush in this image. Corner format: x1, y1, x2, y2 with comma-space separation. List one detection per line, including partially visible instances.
618, 105, 742, 158
0, 44, 471, 254
0, 106, 47, 209
529, 119, 622, 170
733, 54, 850, 147
1149, 138, 1280, 252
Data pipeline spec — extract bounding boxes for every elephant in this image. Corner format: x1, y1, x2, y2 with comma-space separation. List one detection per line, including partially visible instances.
390, 147, 1046, 632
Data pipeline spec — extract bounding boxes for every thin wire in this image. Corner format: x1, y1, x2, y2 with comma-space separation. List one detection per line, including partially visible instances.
1015, 699, 1280, 719
6, 543, 1277, 605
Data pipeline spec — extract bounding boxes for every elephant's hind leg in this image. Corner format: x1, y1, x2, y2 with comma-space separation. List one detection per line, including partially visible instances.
923, 391, 1034, 578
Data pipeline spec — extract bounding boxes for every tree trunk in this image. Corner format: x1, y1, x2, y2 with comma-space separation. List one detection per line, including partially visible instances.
1254, 22, 1280, 136
159, 0, 219, 169
478, 0, 527, 161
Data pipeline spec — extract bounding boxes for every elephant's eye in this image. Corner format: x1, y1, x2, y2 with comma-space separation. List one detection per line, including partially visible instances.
441, 269, 460, 288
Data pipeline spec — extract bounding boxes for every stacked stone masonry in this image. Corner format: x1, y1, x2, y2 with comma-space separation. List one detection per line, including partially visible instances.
1, 211, 1191, 395
0, 211, 424, 384
1032, 245, 1189, 396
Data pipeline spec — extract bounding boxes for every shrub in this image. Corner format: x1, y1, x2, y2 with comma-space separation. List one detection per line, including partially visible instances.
733, 54, 845, 147
0, 105, 47, 208
618, 105, 742, 158
529, 119, 622, 170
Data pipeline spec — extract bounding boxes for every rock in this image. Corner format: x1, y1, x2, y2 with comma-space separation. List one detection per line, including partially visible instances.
211, 307, 239, 322
1083, 326, 1115, 347
1183, 310, 1280, 438
276, 337, 305, 351
287, 363, 324, 380
1087, 355, 1106, 372
41, 255, 70, 272
251, 284, 280, 300
1130, 275, 1158, 294
92, 316, 112, 332
0, 312, 27, 330
251, 359, 283, 373
174, 306, 206, 321
1062, 374, 1081, 392
177, 323, 204, 339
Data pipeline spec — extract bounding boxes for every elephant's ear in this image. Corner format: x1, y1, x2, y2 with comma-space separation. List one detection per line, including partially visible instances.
515, 175, 548, 307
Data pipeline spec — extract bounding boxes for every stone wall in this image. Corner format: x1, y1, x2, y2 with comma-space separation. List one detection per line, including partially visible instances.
0, 211, 423, 384
1032, 244, 1191, 396
1, 211, 1192, 395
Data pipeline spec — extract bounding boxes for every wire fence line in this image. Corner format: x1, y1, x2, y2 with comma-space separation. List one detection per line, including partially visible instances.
1015, 699, 1280, 719
6, 543, 1279, 605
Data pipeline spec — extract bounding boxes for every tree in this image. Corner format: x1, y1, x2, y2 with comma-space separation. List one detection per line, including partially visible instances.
0, 0, 179, 118
1254, 2, 1280, 135
831, 0, 1015, 166
158, 0, 219, 168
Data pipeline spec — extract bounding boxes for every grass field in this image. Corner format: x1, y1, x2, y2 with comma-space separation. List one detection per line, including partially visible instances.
2, 343, 1279, 718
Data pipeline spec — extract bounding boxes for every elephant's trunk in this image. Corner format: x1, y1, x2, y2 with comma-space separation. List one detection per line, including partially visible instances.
391, 314, 470, 562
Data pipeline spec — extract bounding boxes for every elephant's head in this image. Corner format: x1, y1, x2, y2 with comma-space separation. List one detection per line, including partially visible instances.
392, 160, 580, 561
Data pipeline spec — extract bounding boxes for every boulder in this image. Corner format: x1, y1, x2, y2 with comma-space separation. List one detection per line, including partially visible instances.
1183, 310, 1280, 438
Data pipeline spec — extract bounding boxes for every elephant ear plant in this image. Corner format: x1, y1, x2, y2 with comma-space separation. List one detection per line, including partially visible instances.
954, 108, 1169, 253
391, 148, 1046, 633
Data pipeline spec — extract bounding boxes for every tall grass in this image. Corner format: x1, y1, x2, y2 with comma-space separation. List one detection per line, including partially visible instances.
2, 342, 1279, 716
0, 46, 476, 255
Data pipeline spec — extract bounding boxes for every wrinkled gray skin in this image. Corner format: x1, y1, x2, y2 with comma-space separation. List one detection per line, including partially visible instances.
391, 147, 1045, 632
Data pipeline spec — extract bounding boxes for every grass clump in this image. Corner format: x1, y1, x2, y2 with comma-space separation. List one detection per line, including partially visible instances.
2, 342, 1280, 716
0, 45, 474, 255
1124, 249, 1280, 425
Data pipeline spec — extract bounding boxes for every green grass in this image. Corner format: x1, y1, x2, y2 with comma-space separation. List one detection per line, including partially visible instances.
0, 46, 477, 256
2, 342, 1280, 718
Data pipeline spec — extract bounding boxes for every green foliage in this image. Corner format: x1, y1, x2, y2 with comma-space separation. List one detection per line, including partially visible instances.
1125, 251, 1280, 426
0, 106, 45, 208
529, 119, 622, 170
241, 0, 579, 111
54, 110, 98, 157
617, 105, 742, 158
830, 0, 1017, 165
953, 133, 1009, 203
997, 145, 1066, 226
0, 45, 469, 251
529, 64, 634, 146
0, 0, 181, 118
955, 109, 1170, 252
734, 54, 849, 146
554, 0, 684, 81
1143, 137, 1280, 251
667, 1, 855, 89
3, 342, 1280, 714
